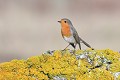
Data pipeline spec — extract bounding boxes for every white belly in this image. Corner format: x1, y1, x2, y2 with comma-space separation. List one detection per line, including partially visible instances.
64, 36, 76, 43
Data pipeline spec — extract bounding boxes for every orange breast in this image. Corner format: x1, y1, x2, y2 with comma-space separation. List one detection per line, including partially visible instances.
61, 25, 71, 37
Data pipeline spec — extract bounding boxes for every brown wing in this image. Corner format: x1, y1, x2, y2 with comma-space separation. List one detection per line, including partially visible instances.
71, 26, 91, 48
70, 26, 80, 44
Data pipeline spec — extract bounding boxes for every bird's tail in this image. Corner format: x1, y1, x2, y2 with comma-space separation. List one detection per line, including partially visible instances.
79, 37, 91, 48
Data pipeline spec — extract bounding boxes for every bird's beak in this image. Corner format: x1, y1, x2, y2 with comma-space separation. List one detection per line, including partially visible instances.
58, 21, 61, 23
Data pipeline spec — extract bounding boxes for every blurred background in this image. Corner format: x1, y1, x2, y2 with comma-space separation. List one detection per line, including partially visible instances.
0, 0, 120, 62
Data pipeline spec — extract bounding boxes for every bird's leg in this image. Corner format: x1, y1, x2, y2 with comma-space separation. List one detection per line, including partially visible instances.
69, 43, 76, 54
63, 44, 70, 50
78, 43, 81, 50
73, 44, 77, 55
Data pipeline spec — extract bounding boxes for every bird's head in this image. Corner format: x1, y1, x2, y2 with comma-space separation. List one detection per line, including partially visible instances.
58, 18, 72, 27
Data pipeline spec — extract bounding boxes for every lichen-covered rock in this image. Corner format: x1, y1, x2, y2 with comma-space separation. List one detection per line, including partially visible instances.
0, 49, 120, 80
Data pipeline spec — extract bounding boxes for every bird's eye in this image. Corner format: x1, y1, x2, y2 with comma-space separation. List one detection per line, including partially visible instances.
64, 21, 67, 23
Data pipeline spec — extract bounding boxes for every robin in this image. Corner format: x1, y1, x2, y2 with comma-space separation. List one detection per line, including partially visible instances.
58, 18, 92, 51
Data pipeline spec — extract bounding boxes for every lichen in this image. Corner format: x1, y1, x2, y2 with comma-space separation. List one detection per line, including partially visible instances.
0, 49, 120, 80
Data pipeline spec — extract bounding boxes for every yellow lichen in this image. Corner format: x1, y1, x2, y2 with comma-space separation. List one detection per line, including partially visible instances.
0, 49, 120, 80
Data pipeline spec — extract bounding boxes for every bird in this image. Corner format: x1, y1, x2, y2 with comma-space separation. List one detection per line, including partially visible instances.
58, 18, 92, 51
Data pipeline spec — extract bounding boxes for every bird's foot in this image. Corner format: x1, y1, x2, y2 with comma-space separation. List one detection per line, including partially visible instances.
62, 48, 70, 51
